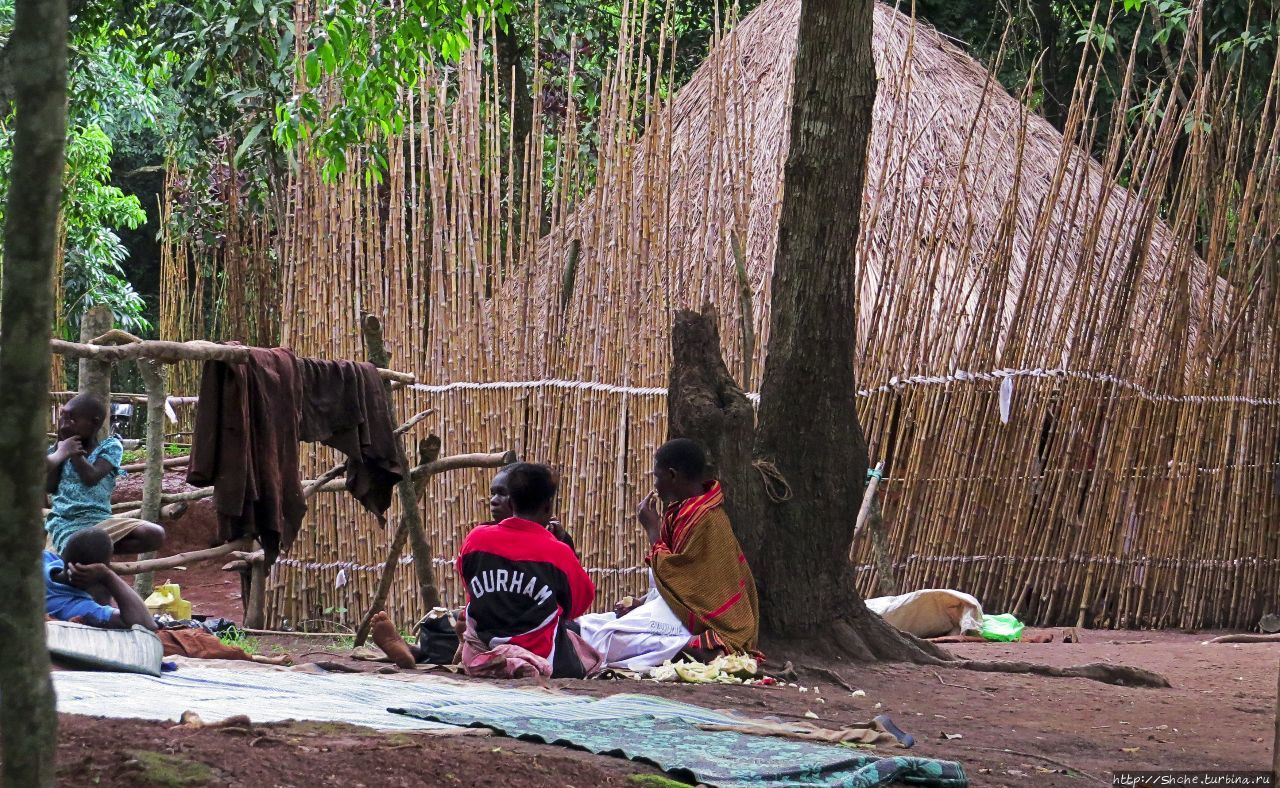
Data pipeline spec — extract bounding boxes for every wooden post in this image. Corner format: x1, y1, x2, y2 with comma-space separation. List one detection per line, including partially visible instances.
851, 462, 898, 597
353, 443, 516, 645
353, 434, 441, 646
354, 520, 413, 646
361, 314, 439, 615
77, 305, 113, 441
111, 539, 251, 575
132, 359, 166, 597
867, 495, 899, 597
851, 462, 885, 546
245, 545, 267, 629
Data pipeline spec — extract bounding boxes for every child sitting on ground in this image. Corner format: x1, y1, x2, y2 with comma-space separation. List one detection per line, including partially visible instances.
45, 529, 157, 630
45, 393, 164, 555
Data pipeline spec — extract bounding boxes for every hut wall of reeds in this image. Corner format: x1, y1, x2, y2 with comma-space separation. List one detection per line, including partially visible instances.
171, 0, 1278, 631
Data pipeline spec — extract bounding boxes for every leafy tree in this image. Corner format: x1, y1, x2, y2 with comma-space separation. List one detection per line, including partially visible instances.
58, 125, 150, 336
0, 0, 162, 333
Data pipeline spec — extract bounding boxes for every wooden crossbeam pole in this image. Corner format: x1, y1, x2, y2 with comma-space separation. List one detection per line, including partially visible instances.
49, 337, 416, 385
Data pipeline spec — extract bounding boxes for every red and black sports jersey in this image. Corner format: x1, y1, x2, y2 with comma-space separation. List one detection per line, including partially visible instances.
456, 517, 595, 667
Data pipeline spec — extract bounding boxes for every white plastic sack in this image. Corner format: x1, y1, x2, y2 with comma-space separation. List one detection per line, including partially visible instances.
865, 589, 984, 638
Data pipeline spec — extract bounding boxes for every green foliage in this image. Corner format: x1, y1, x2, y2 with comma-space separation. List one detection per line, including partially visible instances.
629, 775, 693, 788
148, 0, 294, 173
277, 0, 513, 183
59, 126, 151, 336
120, 443, 190, 465
0, 0, 166, 334
0, 122, 150, 336
216, 627, 261, 656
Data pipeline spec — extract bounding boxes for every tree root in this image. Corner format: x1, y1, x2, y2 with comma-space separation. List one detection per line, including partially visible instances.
1202, 633, 1280, 644
777, 613, 1171, 689
801, 664, 860, 692
949, 659, 1171, 688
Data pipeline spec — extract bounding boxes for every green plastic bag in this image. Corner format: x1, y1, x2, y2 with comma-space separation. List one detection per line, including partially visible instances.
980, 612, 1024, 642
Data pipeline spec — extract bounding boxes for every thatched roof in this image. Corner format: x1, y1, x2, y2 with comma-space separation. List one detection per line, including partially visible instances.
502, 0, 1225, 392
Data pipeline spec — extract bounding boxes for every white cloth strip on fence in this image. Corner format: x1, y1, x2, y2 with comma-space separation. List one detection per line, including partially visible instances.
275, 551, 1277, 581
892, 461, 1280, 484
408, 379, 673, 398
407, 368, 1280, 407
852, 554, 1280, 570
274, 555, 648, 577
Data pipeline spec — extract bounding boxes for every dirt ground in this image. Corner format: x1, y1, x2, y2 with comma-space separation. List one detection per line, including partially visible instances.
114, 471, 245, 621
55, 630, 1279, 786
94, 479, 1276, 786
55, 715, 664, 787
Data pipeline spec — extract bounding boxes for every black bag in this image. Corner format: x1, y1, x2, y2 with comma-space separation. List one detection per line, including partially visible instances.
414, 608, 461, 665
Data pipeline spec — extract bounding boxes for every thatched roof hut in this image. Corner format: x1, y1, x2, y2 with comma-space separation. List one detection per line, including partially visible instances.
266, 0, 1274, 630
506, 0, 1226, 390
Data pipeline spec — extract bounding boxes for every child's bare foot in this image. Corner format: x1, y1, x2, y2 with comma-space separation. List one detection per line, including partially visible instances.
371, 611, 416, 668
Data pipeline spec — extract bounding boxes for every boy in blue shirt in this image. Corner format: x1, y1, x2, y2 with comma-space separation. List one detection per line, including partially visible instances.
45, 529, 157, 630
45, 393, 165, 555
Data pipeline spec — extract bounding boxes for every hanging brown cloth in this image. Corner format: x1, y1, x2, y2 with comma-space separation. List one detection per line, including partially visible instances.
187, 347, 306, 566
295, 358, 403, 522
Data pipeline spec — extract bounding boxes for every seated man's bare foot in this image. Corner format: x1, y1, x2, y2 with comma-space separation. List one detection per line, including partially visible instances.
371, 611, 417, 668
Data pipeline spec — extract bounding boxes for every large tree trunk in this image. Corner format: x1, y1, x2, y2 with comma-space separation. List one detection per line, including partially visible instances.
1030, 0, 1066, 129
750, 0, 923, 660
670, 308, 945, 662
665, 0, 943, 662
0, 0, 69, 782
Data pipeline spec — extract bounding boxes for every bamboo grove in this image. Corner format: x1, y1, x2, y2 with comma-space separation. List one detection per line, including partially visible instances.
158, 0, 1280, 631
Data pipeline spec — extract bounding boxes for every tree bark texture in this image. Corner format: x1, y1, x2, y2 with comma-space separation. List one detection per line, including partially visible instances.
670, 310, 946, 663
752, 0, 876, 637
0, 0, 68, 781
667, 308, 765, 566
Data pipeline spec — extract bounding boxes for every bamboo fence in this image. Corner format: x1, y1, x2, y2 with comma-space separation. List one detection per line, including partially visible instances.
161, 0, 1280, 630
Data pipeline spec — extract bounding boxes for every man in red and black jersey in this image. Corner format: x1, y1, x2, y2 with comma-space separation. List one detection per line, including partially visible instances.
487, 466, 577, 555
457, 462, 597, 677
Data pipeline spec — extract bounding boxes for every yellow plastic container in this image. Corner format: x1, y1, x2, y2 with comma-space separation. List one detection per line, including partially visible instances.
144, 582, 192, 620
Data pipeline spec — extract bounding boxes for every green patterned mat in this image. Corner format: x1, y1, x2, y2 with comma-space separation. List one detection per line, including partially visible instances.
392, 693, 967, 787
